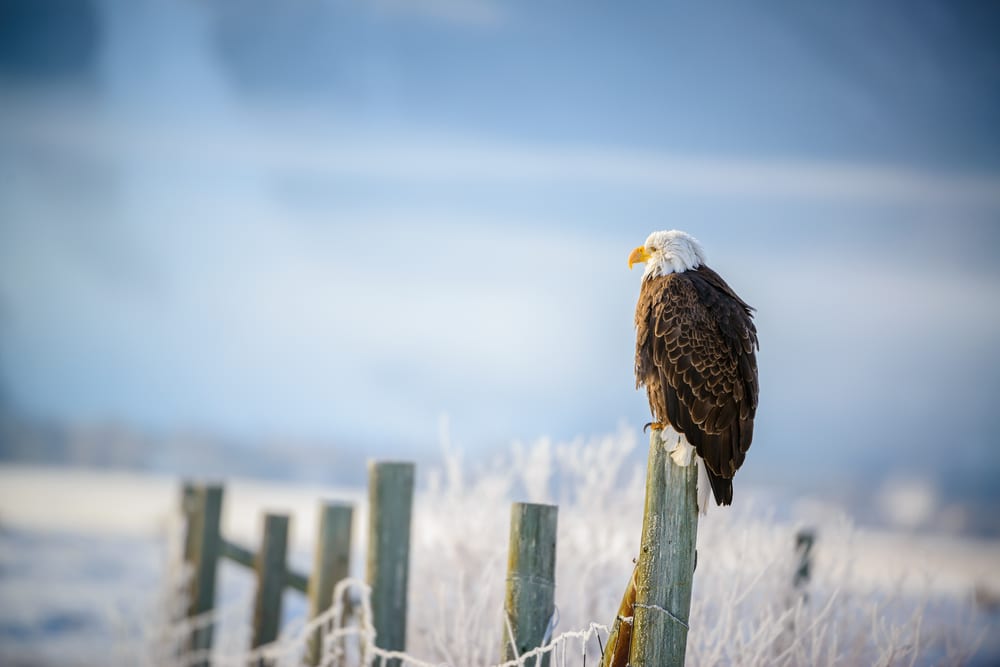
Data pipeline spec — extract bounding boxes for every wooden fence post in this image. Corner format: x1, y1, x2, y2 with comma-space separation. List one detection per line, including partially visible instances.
252, 512, 290, 664
181, 481, 198, 566
501, 502, 558, 667
794, 529, 816, 591
184, 483, 224, 667
629, 428, 698, 667
775, 527, 820, 657
306, 501, 354, 666
366, 461, 415, 667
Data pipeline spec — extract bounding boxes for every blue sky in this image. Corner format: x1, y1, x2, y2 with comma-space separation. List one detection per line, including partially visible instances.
1, 1, 999, 503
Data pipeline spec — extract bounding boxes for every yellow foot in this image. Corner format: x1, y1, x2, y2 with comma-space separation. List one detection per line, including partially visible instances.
643, 421, 666, 433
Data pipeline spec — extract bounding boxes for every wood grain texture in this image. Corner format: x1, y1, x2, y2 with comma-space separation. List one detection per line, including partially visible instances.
501, 502, 558, 667
366, 461, 415, 667
629, 428, 699, 666
306, 501, 354, 666
252, 512, 290, 664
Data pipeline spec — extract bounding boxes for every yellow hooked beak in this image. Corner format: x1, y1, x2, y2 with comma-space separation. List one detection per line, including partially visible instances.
628, 245, 651, 270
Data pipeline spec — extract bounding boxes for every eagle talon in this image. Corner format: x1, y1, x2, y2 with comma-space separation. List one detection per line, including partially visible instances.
643, 421, 665, 433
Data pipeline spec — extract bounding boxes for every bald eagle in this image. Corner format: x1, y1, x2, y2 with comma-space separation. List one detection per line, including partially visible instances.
629, 230, 758, 508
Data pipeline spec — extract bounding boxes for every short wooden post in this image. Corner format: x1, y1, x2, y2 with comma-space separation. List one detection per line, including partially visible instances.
251, 512, 290, 663
306, 501, 354, 666
794, 529, 816, 591
366, 461, 415, 667
501, 502, 558, 667
181, 481, 198, 566
629, 428, 699, 667
775, 528, 819, 656
184, 483, 224, 667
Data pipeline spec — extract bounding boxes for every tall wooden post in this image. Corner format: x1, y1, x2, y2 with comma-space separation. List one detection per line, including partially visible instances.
501, 502, 558, 667
366, 461, 415, 667
184, 483, 224, 667
252, 512, 290, 664
629, 428, 699, 666
306, 501, 354, 666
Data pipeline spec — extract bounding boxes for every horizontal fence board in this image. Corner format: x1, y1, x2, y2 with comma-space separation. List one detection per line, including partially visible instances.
285, 568, 310, 594
220, 539, 256, 569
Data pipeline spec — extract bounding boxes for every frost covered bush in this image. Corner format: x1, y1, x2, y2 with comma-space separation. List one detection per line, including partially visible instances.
405, 426, 984, 666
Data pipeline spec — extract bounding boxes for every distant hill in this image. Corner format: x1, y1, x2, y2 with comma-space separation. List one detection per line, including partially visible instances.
0, 411, 369, 486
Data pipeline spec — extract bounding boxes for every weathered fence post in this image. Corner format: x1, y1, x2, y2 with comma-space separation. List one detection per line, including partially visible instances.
181, 481, 198, 566
775, 527, 820, 657
794, 529, 816, 592
367, 461, 415, 667
251, 512, 290, 664
501, 502, 558, 667
629, 428, 699, 667
306, 501, 354, 666
183, 482, 224, 667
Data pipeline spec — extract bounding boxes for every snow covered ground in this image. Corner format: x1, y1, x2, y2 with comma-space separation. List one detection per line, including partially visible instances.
1, 432, 999, 665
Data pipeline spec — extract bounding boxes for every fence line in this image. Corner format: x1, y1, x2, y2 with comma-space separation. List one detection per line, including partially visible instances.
168, 575, 612, 667
179, 481, 360, 665
176, 456, 818, 666
177, 462, 569, 666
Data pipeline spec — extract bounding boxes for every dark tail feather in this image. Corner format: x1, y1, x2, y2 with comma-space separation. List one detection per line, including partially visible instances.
706, 469, 733, 506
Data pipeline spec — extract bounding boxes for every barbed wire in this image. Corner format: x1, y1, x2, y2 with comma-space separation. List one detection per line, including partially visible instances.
158, 575, 611, 667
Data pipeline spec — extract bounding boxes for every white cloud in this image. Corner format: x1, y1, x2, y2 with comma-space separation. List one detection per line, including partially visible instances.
3, 101, 999, 208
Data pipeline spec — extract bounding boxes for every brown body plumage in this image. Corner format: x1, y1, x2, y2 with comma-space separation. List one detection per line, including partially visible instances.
634, 265, 759, 505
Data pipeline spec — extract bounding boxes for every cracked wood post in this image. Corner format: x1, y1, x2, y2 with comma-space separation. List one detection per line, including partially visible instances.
501, 502, 558, 667
306, 500, 354, 666
367, 461, 415, 667
251, 512, 290, 665
598, 564, 637, 667
629, 427, 699, 667
183, 482, 224, 667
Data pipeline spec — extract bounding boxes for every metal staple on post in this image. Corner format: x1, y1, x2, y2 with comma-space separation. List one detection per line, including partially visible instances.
501, 501, 559, 667
366, 461, 415, 667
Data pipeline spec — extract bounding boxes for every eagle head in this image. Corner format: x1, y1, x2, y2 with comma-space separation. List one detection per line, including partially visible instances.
628, 229, 706, 278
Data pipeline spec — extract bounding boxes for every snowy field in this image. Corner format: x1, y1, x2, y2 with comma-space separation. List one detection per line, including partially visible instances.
1, 430, 999, 666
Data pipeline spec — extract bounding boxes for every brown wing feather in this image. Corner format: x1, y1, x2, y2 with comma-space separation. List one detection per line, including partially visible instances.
635, 266, 758, 506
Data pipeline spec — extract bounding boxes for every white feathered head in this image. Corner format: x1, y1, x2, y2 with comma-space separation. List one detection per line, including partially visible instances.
628, 230, 706, 278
